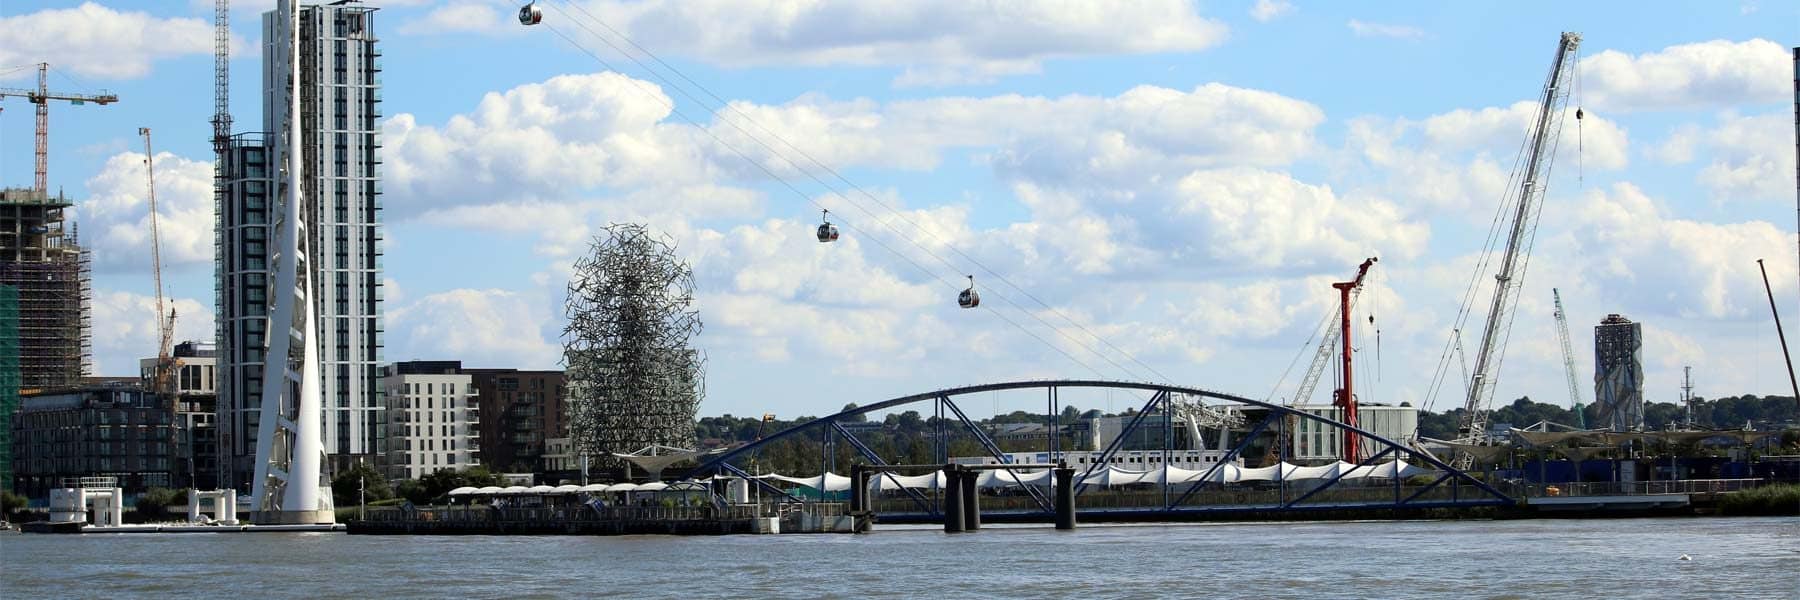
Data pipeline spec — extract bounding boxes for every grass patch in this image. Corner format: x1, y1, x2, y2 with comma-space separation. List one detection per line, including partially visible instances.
1717, 484, 1800, 516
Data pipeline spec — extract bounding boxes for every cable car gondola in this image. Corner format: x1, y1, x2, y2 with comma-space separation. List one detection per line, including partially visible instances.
958, 275, 979, 309
816, 209, 839, 243
518, 2, 543, 26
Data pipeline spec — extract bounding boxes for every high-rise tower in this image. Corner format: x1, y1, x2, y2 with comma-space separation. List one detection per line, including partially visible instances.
1593, 314, 1644, 432
250, 0, 333, 524
283, 0, 385, 474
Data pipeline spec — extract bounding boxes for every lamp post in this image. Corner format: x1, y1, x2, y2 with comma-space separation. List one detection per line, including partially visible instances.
358, 458, 367, 521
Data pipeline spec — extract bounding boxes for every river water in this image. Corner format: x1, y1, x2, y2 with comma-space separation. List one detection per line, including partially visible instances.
4, 517, 1797, 598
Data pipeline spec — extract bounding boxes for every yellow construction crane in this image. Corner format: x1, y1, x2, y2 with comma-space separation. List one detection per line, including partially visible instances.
0, 63, 119, 192
141, 127, 178, 406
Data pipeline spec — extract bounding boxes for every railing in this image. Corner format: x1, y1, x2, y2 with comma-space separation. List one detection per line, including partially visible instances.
1516, 478, 1766, 498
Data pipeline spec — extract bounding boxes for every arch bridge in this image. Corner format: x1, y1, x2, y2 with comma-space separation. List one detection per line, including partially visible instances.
687, 380, 1513, 521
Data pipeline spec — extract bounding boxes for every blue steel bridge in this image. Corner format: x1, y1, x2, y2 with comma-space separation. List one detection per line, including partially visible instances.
685, 380, 1513, 523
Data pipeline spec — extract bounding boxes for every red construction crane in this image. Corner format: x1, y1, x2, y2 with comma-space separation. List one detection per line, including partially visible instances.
0, 63, 120, 192
1332, 257, 1378, 463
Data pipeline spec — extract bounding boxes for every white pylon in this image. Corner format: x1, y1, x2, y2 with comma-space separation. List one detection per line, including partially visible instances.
250, 0, 333, 525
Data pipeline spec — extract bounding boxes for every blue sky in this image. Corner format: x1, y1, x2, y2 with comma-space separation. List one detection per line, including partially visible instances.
2, 0, 1796, 421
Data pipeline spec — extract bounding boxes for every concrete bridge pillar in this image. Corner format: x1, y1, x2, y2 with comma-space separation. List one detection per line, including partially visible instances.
1054, 467, 1076, 530
943, 465, 965, 533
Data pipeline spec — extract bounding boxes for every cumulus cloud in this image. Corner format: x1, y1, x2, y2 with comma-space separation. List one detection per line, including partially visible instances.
1579, 39, 1790, 111
560, 0, 1228, 86
383, 74, 1326, 217
1565, 182, 1794, 320
0, 3, 244, 81
386, 289, 563, 368
1347, 20, 1424, 39
1691, 112, 1795, 202
79, 150, 217, 272
90, 290, 213, 376
1343, 102, 1626, 216
1250, 0, 1295, 22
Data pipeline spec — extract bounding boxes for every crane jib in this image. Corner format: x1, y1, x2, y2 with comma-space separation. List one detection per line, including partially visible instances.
1456, 32, 1582, 453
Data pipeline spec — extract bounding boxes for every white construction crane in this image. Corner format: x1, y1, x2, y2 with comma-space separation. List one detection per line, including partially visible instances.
1454, 32, 1582, 468
141, 127, 178, 406
1552, 288, 1587, 428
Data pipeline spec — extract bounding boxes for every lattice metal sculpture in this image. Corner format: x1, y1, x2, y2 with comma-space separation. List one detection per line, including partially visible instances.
563, 223, 705, 465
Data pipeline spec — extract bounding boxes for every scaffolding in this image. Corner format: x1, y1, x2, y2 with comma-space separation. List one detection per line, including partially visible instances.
1, 283, 18, 492
0, 187, 91, 391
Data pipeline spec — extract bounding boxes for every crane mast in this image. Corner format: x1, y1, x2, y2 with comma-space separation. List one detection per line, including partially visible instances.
1455, 33, 1581, 464
141, 128, 176, 406
1552, 289, 1586, 428
1332, 257, 1378, 462
0, 63, 119, 192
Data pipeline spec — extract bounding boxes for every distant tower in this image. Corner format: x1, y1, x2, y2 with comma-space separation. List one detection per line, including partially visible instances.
1593, 314, 1644, 431
250, 0, 332, 524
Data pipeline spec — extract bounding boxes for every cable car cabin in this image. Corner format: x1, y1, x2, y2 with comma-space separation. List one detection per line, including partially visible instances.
958, 276, 980, 309
519, 3, 543, 25
816, 209, 839, 242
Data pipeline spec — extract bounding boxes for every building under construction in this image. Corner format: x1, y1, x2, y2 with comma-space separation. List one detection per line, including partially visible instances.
1594, 313, 1644, 431
0, 187, 91, 391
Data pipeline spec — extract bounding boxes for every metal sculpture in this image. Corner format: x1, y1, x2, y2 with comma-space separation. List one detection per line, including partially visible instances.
563, 223, 705, 466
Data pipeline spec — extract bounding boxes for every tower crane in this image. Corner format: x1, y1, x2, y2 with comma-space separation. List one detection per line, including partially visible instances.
141, 127, 178, 407
1552, 289, 1587, 429
0, 63, 120, 192
1332, 257, 1378, 462
1453, 33, 1582, 469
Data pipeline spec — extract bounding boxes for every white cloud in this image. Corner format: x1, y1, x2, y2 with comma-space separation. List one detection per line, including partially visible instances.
384, 74, 1325, 217
1343, 101, 1627, 216
79, 150, 217, 272
561, 0, 1228, 86
1692, 112, 1795, 202
1250, 0, 1295, 22
1565, 182, 1795, 320
0, 2, 244, 81
396, 2, 519, 36
90, 290, 214, 376
1578, 39, 1790, 111
1347, 19, 1424, 39
386, 289, 563, 368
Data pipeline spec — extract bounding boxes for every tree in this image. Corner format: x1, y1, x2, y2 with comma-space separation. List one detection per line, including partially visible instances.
2, 490, 29, 519
134, 487, 188, 521
331, 462, 392, 508
841, 403, 866, 422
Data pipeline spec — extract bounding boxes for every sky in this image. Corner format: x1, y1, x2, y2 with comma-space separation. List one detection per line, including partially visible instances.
1, 0, 1797, 422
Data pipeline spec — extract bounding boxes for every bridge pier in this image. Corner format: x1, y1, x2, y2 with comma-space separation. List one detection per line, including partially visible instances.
961, 470, 980, 531
943, 464, 966, 533
849, 465, 872, 533
1054, 466, 1076, 530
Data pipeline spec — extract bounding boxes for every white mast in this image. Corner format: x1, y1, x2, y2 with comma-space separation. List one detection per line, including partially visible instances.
251, 0, 333, 524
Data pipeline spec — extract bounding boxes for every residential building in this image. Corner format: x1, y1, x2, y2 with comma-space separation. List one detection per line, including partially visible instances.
1594, 313, 1645, 431
11, 385, 174, 498
0, 187, 90, 391
469, 369, 566, 473
216, 133, 273, 491
378, 361, 479, 480
219, 2, 384, 486
138, 341, 222, 489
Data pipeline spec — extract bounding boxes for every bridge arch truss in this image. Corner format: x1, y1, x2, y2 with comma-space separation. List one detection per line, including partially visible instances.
688, 380, 1513, 518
